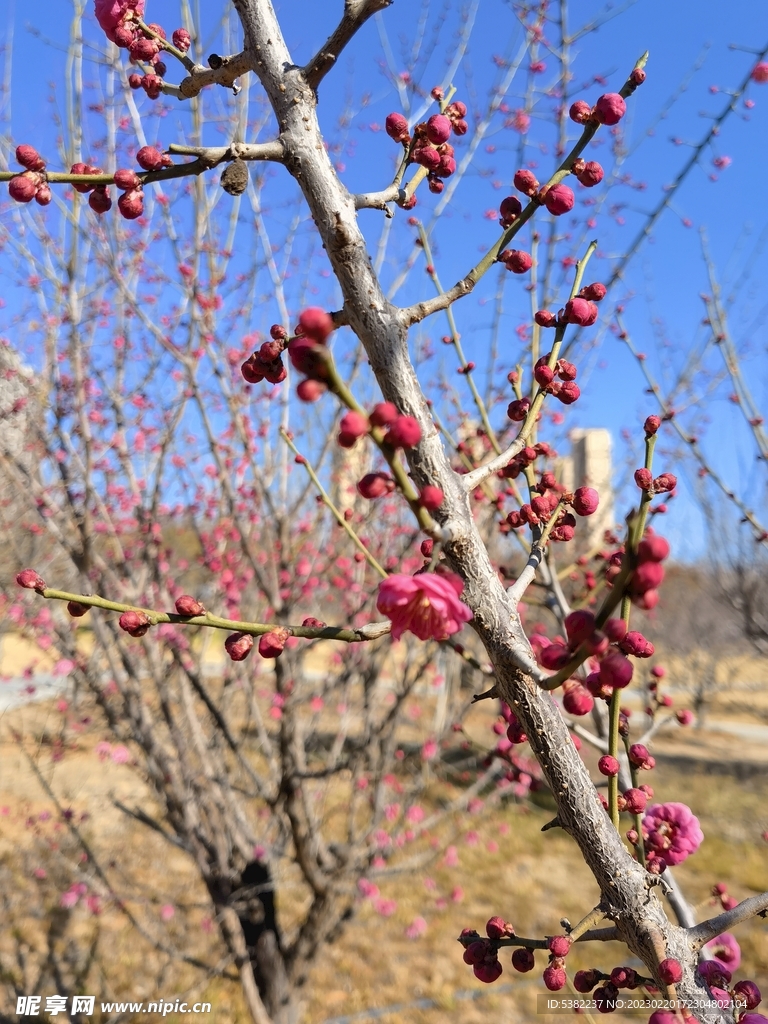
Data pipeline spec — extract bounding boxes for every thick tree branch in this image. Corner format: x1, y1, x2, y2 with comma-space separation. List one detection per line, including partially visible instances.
178, 52, 252, 98
302, 0, 394, 91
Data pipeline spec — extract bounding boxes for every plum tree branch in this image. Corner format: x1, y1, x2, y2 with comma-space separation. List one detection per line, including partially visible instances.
688, 892, 768, 949
303, 0, 394, 91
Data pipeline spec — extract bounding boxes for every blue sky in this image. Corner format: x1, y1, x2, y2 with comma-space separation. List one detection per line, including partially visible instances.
2, 0, 768, 560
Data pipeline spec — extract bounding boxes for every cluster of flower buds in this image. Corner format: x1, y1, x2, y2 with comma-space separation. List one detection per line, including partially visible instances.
497, 441, 552, 483
223, 625, 291, 662
8, 147, 51, 206
569, 91, 630, 127
634, 467, 677, 498
459, 917, 514, 984
385, 102, 466, 194
571, 157, 604, 187
532, 352, 581, 405
604, 528, 670, 610
287, 306, 335, 392
535, 281, 606, 331
242, 325, 288, 385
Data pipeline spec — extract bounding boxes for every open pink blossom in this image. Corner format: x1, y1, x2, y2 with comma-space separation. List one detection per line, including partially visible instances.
705, 932, 741, 972
95, 0, 145, 42
377, 572, 472, 641
642, 802, 703, 866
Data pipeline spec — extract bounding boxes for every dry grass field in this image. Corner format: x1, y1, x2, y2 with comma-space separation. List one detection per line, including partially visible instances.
1, 645, 766, 1024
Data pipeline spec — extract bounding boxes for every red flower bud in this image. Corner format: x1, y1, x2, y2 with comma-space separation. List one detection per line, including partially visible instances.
385, 415, 421, 449
224, 632, 253, 661
500, 249, 532, 273
598, 754, 620, 776
631, 561, 664, 594
576, 161, 604, 187
534, 364, 554, 388
511, 948, 535, 972
543, 965, 567, 991
8, 172, 40, 203
548, 936, 572, 958
426, 113, 451, 145
369, 401, 398, 427
175, 595, 205, 617
298, 306, 334, 343
630, 68, 646, 86
172, 27, 191, 52
603, 618, 627, 642
258, 629, 288, 659
544, 183, 574, 216
67, 601, 89, 617
16, 145, 46, 171
556, 359, 577, 381
114, 168, 141, 191
513, 168, 538, 195
658, 958, 682, 985
385, 112, 410, 143
619, 630, 654, 658
564, 610, 596, 647
572, 487, 598, 516
118, 189, 145, 220
569, 100, 592, 123
599, 652, 634, 689
534, 310, 556, 327
563, 298, 598, 326
634, 468, 653, 490
337, 410, 370, 448
562, 681, 593, 716
296, 378, 327, 402
507, 398, 530, 421
653, 472, 677, 493
574, 970, 600, 993
89, 187, 112, 214
644, 414, 661, 436
638, 534, 670, 562
594, 93, 626, 126
499, 195, 522, 226
579, 282, 607, 302
357, 472, 395, 499
136, 146, 165, 171
128, 73, 143, 90
118, 610, 152, 637
16, 568, 47, 592
419, 485, 444, 511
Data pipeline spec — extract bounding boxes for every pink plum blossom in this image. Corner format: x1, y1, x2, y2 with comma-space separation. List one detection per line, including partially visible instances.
642, 802, 703, 866
377, 572, 472, 641
705, 932, 741, 972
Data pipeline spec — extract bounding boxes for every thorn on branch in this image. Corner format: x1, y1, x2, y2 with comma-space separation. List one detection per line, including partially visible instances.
471, 685, 499, 704
541, 817, 563, 832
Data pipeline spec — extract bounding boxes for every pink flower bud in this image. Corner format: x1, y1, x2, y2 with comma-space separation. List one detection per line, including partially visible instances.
599, 651, 634, 689
241, 357, 264, 384
413, 145, 441, 171
676, 709, 693, 726
620, 631, 654, 658
34, 184, 52, 206
473, 960, 502, 984
562, 681, 593, 716
630, 68, 646, 86
128, 73, 143, 89
564, 610, 596, 647
288, 338, 330, 380
130, 36, 158, 61
16, 568, 47, 592
419, 485, 444, 511
258, 630, 288, 659
357, 472, 395, 499
88, 188, 112, 214
634, 468, 653, 490
638, 534, 670, 562
629, 744, 653, 768
653, 473, 676, 493
513, 168, 538, 195
486, 916, 513, 939
369, 401, 398, 427
463, 939, 489, 965
556, 359, 577, 381
658, 958, 682, 984
118, 189, 144, 220
225, 632, 253, 661
296, 378, 326, 402
507, 398, 530, 421
644, 414, 661, 436
563, 298, 598, 326
337, 410, 370, 448
543, 965, 567, 991
631, 561, 664, 594
569, 100, 592, 123
548, 936, 571, 958
118, 610, 152, 637
506, 719, 527, 744
572, 487, 599, 516
386, 415, 421, 449
511, 947, 535, 972
594, 93, 626, 126
751, 62, 768, 83
500, 249, 532, 274
385, 112, 410, 143
544, 183, 574, 216
136, 146, 165, 171
534, 364, 554, 388
733, 981, 761, 1010
499, 195, 522, 225
8, 172, 39, 203
603, 618, 627, 642
114, 168, 141, 191
16, 145, 46, 171
579, 282, 606, 302
576, 161, 604, 187
302, 617, 326, 629
298, 306, 334, 343
426, 113, 451, 145
172, 27, 191, 51
534, 310, 556, 327
623, 788, 648, 814
175, 595, 205, 617
598, 754, 620, 776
